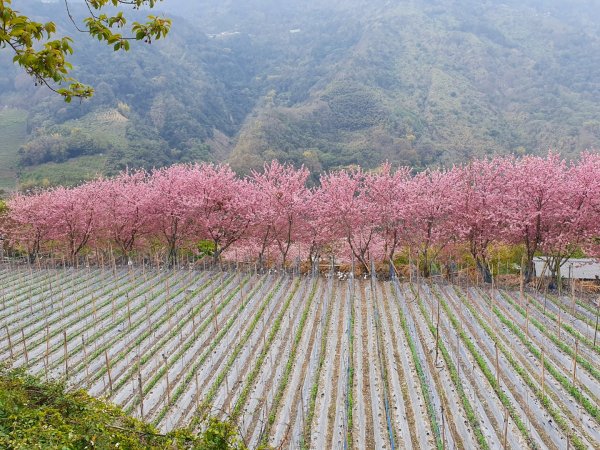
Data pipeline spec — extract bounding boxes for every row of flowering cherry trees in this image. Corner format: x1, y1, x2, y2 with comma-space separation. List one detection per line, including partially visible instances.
2, 153, 600, 281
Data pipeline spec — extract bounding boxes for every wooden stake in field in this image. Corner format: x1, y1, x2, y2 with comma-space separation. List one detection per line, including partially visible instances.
495, 342, 500, 386
92, 294, 97, 321
127, 292, 132, 329
434, 291, 441, 366
137, 358, 144, 421
111, 293, 115, 321
593, 300, 599, 347
441, 405, 446, 449
456, 328, 460, 381
21, 328, 29, 365
163, 353, 170, 406
525, 303, 530, 338
520, 254, 525, 307
45, 325, 50, 371
195, 371, 200, 411
503, 405, 509, 449
63, 330, 68, 380
104, 349, 113, 394
572, 340, 578, 385
5, 325, 13, 360
558, 306, 562, 340
541, 350, 545, 397
82, 335, 89, 385
571, 285, 577, 317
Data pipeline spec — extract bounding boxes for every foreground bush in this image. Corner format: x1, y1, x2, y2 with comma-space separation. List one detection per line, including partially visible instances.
0, 367, 248, 450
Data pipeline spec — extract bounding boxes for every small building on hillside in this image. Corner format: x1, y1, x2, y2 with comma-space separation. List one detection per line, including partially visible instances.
533, 257, 600, 280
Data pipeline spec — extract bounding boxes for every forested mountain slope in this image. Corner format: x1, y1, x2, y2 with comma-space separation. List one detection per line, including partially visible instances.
2, 0, 600, 187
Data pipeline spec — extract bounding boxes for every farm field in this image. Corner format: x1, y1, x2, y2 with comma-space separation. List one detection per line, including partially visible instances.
1, 266, 599, 449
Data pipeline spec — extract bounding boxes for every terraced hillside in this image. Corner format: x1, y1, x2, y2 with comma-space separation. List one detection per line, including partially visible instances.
0, 266, 598, 449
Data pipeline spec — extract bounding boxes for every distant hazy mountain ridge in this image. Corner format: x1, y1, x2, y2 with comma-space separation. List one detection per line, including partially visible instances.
1, 0, 600, 187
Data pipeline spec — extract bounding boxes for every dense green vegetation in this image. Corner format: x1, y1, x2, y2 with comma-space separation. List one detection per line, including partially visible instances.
0, 109, 27, 191
0, 367, 249, 449
2, 0, 600, 188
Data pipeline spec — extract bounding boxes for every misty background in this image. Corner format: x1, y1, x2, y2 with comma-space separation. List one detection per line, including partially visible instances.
2, 0, 600, 188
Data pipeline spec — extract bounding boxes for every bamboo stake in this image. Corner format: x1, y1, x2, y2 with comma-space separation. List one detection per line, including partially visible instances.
558, 307, 562, 340
571, 274, 576, 316
456, 328, 460, 382
63, 330, 68, 380
43, 354, 48, 381
82, 335, 89, 384
541, 350, 545, 396
195, 371, 200, 411
526, 304, 529, 338
105, 350, 113, 394
45, 325, 50, 370
594, 301, 599, 347
572, 340, 578, 385
520, 254, 525, 307
441, 405, 446, 449
503, 405, 509, 449
137, 358, 144, 420
163, 354, 171, 406
525, 389, 531, 432
111, 294, 115, 320
127, 292, 132, 329
21, 328, 28, 365
435, 290, 441, 365
6, 325, 13, 360
495, 342, 500, 386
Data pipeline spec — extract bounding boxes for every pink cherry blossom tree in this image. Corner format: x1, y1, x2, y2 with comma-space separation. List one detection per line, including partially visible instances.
143, 164, 197, 267
95, 170, 150, 262
250, 161, 310, 268
364, 163, 412, 275
5, 190, 55, 262
578, 153, 600, 260
301, 187, 335, 274
188, 163, 255, 264
499, 153, 569, 282
404, 168, 461, 277
452, 157, 512, 283
317, 168, 379, 274
46, 184, 98, 263
540, 153, 600, 285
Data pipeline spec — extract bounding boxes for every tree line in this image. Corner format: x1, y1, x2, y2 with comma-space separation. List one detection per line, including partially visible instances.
1, 153, 599, 284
